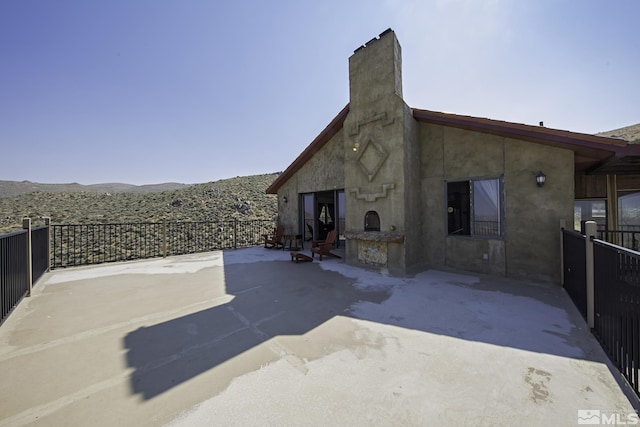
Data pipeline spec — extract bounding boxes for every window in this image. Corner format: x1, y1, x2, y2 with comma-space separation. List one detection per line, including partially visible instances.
618, 192, 640, 231
447, 178, 503, 237
301, 193, 314, 240
299, 190, 345, 245
573, 200, 606, 231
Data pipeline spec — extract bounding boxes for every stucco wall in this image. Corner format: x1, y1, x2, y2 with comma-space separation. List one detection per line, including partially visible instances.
276, 129, 345, 234
504, 138, 574, 282
419, 123, 574, 283
402, 104, 422, 273
420, 124, 446, 267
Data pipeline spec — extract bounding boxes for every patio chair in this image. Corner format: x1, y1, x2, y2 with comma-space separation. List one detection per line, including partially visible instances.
310, 228, 341, 261
263, 225, 285, 249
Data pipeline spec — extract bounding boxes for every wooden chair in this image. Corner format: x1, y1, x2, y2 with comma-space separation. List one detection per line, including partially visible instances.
263, 225, 285, 249
311, 228, 341, 261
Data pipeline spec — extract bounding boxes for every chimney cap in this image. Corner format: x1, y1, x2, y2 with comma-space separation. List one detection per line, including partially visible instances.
354, 45, 366, 53
353, 28, 395, 53
366, 37, 379, 46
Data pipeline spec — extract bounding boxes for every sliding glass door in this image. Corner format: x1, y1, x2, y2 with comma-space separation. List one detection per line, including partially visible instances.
300, 190, 345, 246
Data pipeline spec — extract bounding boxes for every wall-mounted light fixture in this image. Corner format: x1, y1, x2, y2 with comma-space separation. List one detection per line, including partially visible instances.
536, 171, 546, 188
283, 196, 288, 203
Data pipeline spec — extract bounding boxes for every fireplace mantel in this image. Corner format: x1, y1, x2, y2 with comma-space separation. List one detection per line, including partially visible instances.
344, 230, 405, 243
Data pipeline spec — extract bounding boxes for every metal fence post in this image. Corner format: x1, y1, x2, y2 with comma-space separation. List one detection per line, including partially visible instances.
43, 217, 51, 272
585, 220, 597, 329
233, 219, 238, 249
22, 218, 32, 297
162, 220, 167, 258
560, 219, 566, 286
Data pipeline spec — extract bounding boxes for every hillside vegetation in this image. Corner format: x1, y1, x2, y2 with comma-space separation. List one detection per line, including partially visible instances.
597, 123, 640, 144
0, 180, 191, 198
0, 173, 279, 234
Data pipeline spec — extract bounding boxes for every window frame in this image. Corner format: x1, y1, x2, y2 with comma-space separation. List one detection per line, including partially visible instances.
573, 199, 607, 232
445, 176, 505, 239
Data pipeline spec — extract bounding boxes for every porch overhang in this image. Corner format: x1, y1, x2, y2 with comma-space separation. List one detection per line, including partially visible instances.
585, 150, 640, 175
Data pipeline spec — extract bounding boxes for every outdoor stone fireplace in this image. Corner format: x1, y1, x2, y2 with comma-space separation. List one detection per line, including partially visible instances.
344, 211, 404, 268
364, 211, 380, 231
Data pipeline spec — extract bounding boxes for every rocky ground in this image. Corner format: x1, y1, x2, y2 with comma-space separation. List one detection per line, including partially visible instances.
0, 173, 279, 234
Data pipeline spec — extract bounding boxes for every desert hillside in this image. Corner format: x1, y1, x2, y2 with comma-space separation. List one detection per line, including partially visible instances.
0, 173, 279, 234
597, 123, 640, 144
0, 180, 191, 198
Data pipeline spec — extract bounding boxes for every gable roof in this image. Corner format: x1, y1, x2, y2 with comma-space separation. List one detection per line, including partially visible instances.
412, 109, 640, 174
266, 104, 349, 194
266, 105, 640, 194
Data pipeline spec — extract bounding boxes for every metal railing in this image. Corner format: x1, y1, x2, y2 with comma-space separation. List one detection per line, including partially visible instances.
562, 223, 640, 398
51, 219, 275, 268
31, 225, 50, 283
474, 220, 500, 236
597, 228, 640, 252
1, 220, 51, 325
0, 230, 29, 325
561, 229, 588, 320
592, 239, 640, 397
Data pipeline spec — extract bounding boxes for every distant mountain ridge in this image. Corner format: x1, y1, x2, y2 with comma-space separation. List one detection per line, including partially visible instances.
0, 173, 279, 234
596, 123, 640, 144
0, 180, 191, 198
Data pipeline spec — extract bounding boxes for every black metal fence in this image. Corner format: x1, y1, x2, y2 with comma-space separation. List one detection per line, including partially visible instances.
562, 229, 587, 320
592, 239, 640, 397
597, 228, 640, 252
31, 225, 50, 283
51, 220, 275, 268
0, 230, 29, 325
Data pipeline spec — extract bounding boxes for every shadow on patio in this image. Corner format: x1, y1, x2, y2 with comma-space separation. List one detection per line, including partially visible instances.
123, 254, 389, 400
123, 248, 608, 401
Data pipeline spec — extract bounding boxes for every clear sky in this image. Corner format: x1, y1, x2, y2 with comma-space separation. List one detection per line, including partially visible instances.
1, 0, 638, 185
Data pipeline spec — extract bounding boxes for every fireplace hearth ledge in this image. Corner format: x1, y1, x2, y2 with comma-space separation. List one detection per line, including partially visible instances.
344, 230, 405, 243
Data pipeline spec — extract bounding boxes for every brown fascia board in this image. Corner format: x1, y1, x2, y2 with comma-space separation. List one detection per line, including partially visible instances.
267, 105, 637, 195
412, 108, 632, 161
266, 104, 350, 194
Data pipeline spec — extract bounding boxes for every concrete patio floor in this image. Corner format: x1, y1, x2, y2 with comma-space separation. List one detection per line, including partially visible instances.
0, 247, 637, 426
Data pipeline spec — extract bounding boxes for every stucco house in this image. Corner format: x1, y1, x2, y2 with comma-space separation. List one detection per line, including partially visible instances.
267, 29, 640, 282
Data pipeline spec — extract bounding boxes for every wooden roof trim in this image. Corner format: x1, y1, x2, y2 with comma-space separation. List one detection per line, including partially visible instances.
267, 105, 638, 194
266, 104, 349, 194
412, 108, 630, 153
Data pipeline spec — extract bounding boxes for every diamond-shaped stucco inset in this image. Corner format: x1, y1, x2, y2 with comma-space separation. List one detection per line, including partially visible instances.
357, 140, 389, 182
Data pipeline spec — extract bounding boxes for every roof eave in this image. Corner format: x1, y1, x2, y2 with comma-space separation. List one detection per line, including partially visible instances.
412, 108, 629, 154
266, 104, 350, 194
412, 108, 640, 174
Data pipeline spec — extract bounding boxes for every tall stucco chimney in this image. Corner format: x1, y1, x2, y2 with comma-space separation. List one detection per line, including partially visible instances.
343, 28, 420, 276
348, 29, 403, 111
